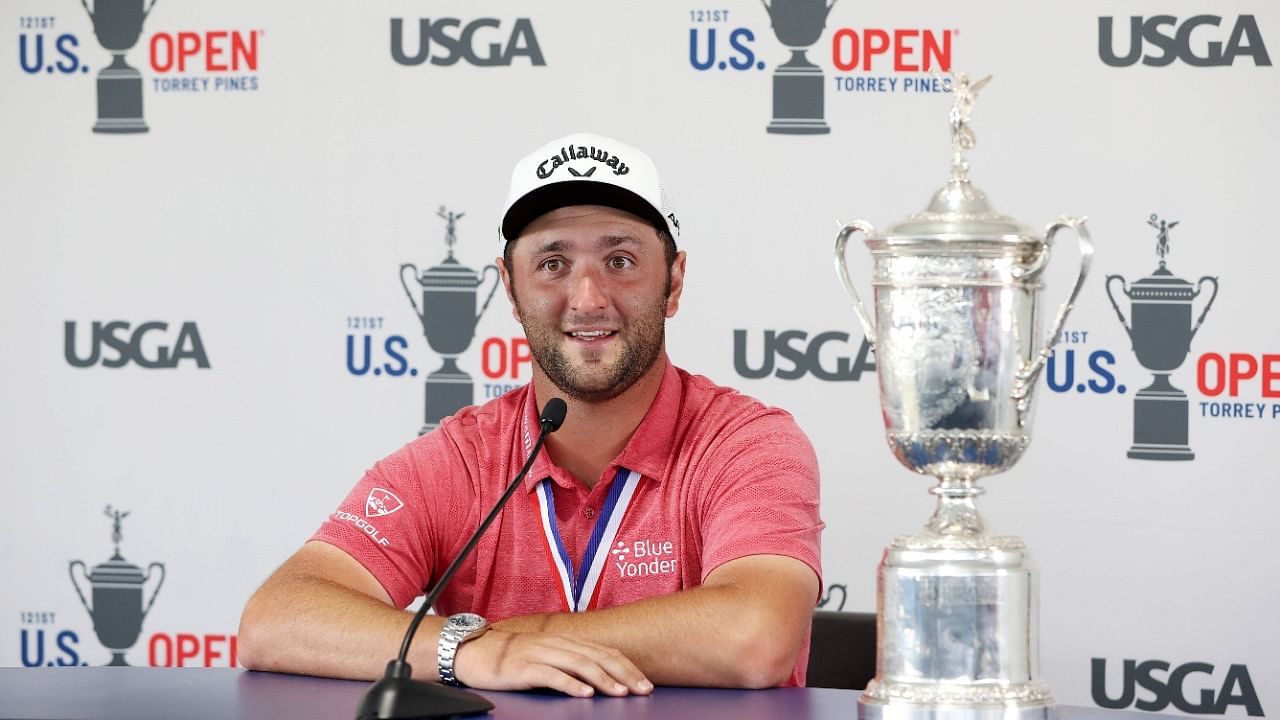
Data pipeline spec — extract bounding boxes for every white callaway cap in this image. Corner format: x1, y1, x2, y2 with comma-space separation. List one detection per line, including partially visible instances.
500, 132, 680, 245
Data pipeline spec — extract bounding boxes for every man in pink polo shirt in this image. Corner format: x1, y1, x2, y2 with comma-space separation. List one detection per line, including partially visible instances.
239, 133, 823, 696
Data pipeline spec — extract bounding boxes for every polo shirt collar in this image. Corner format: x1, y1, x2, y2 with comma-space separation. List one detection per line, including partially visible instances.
518, 356, 681, 493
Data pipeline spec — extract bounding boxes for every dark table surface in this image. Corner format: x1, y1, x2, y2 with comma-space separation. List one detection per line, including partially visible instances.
0, 667, 1154, 720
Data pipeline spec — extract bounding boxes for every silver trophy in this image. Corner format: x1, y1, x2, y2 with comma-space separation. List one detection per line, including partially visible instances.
834, 74, 1093, 720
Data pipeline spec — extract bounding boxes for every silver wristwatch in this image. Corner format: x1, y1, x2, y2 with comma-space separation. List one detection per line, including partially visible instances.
438, 612, 489, 686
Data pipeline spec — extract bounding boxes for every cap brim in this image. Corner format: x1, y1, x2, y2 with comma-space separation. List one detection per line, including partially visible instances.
501, 181, 669, 243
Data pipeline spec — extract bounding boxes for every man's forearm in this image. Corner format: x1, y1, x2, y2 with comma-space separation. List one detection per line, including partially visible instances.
237, 546, 445, 681
492, 556, 816, 688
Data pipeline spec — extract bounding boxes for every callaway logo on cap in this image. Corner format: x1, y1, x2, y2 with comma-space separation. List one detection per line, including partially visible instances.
500, 132, 680, 245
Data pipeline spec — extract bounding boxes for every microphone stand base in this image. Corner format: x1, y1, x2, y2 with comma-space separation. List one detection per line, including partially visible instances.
356, 676, 494, 719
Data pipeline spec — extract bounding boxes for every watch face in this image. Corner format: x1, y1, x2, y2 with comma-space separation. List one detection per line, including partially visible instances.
447, 613, 486, 633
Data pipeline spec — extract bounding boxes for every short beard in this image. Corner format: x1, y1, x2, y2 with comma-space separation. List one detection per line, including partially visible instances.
516, 297, 667, 403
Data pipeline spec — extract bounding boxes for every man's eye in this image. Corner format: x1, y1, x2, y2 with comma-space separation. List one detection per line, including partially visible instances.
608, 256, 632, 270
541, 259, 564, 272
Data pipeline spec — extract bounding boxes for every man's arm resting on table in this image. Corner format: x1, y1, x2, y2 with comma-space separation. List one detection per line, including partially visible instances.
237, 541, 650, 698
488, 554, 820, 689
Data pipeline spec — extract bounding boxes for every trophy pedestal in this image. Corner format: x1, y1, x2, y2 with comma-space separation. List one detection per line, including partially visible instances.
421, 358, 473, 436
859, 532, 1055, 720
859, 696, 1055, 720
94, 56, 148, 134
767, 51, 829, 135
1127, 374, 1194, 461
106, 652, 129, 667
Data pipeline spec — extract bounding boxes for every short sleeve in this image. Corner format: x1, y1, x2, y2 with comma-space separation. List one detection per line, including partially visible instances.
698, 409, 823, 591
310, 430, 473, 609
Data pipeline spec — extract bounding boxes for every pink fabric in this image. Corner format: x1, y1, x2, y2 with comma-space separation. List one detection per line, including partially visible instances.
312, 359, 823, 686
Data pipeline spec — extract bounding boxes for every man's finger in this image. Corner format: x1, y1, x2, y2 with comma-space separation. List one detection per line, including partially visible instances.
562, 641, 651, 695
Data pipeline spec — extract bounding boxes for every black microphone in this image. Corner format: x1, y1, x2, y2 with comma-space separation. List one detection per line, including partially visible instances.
357, 398, 568, 720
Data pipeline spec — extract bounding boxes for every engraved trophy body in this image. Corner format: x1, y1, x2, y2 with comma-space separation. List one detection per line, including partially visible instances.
400, 208, 501, 435
68, 506, 165, 666
834, 75, 1093, 720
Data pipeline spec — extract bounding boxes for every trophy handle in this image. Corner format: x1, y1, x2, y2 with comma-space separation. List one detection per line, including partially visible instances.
474, 264, 502, 323
79, 0, 93, 22
1189, 276, 1219, 342
68, 561, 93, 616
1013, 216, 1094, 405
1104, 275, 1133, 340
398, 263, 426, 325
141, 562, 166, 620
834, 220, 878, 346
142, 0, 157, 24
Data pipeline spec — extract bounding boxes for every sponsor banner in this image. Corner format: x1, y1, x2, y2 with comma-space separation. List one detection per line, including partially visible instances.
2, 2, 1276, 716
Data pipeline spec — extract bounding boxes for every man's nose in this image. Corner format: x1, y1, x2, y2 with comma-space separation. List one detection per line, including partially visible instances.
568, 268, 608, 311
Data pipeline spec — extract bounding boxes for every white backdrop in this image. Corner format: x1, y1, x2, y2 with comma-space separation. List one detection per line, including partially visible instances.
2, 1, 1276, 716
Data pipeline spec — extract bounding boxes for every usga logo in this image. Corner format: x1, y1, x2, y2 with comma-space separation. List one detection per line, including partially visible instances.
733, 329, 875, 382
1092, 658, 1264, 716
1098, 15, 1271, 67
64, 321, 210, 369
390, 18, 545, 66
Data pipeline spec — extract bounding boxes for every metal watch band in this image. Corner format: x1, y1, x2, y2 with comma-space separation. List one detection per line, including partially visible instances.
437, 614, 487, 687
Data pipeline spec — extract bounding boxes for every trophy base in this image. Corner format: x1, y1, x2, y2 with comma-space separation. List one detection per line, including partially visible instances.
94, 63, 149, 134
106, 652, 130, 666
767, 120, 831, 135
1127, 443, 1194, 461
1127, 376, 1194, 461
859, 696, 1057, 720
421, 359, 473, 436
767, 53, 829, 135
867, 530, 1053, 720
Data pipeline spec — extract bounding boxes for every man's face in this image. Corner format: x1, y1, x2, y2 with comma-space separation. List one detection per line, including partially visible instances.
499, 205, 685, 403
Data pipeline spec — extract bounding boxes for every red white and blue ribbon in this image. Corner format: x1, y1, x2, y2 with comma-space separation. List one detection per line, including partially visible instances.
534, 468, 641, 612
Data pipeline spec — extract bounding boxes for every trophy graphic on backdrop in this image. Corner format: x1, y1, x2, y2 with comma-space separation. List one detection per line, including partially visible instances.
762, 0, 835, 134
80, 0, 157, 133
69, 506, 166, 666
834, 73, 1093, 720
400, 207, 502, 436
1105, 216, 1218, 460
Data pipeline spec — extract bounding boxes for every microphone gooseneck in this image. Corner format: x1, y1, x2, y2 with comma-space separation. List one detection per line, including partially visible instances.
357, 398, 568, 720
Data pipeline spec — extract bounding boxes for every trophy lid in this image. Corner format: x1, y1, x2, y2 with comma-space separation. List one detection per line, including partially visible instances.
423, 255, 480, 288
1129, 263, 1195, 299
89, 557, 147, 585
874, 73, 1039, 248
882, 177, 1035, 242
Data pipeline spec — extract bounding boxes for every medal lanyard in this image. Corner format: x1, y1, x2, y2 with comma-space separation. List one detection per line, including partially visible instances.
534, 467, 641, 612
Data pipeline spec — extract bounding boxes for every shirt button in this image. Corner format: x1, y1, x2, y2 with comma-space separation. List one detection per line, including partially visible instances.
583, 507, 596, 519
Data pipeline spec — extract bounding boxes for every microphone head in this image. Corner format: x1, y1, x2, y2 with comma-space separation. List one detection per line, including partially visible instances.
540, 398, 568, 432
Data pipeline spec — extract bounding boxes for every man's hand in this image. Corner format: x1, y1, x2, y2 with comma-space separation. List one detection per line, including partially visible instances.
454, 629, 653, 698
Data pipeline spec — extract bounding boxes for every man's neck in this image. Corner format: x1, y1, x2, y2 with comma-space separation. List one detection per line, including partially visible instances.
534, 356, 668, 489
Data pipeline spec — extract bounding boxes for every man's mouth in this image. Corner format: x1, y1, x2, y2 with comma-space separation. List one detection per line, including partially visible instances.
566, 330, 616, 341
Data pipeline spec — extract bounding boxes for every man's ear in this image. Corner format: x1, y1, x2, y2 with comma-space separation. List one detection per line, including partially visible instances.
665, 251, 687, 318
